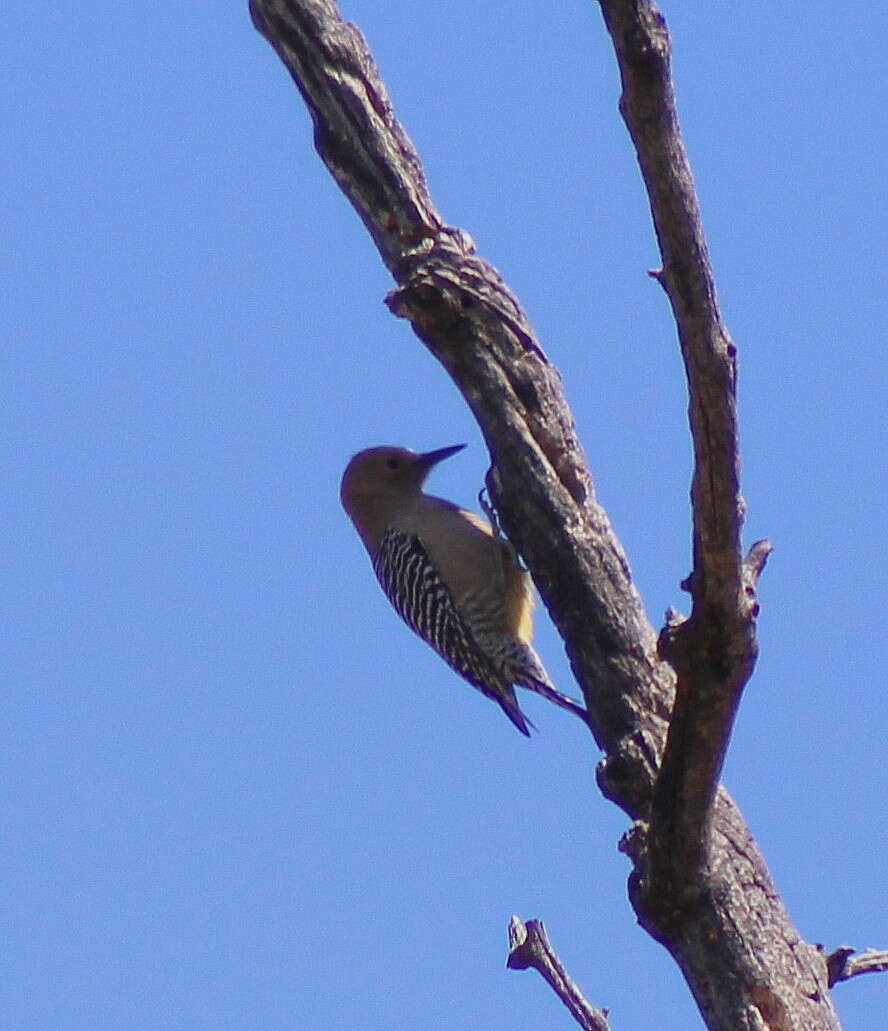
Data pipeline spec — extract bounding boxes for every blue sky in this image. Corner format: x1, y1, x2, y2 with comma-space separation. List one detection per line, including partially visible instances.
3, 2, 886, 1028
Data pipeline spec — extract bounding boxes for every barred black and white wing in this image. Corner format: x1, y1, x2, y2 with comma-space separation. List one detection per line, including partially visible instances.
372, 527, 533, 735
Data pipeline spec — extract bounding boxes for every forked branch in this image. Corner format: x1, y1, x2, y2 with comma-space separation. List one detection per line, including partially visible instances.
250, 2, 843, 1028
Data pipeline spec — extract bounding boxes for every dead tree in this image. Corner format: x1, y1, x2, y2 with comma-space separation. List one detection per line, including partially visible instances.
249, 1, 883, 1027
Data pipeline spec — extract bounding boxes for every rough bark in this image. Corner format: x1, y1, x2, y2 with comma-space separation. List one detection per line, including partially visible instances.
249, 0, 843, 1027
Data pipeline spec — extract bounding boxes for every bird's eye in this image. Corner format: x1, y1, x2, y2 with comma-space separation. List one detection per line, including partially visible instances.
386, 457, 400, 470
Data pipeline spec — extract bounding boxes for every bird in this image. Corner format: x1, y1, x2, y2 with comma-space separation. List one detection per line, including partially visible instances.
340, 443, 587, 735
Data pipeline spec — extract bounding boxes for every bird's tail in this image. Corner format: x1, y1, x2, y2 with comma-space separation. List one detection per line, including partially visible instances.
494, 686, 535, 737
516, 644, 589, 725
520, 674, 589, 724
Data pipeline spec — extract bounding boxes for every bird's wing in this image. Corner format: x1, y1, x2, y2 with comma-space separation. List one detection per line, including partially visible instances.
372, 527, 532, 734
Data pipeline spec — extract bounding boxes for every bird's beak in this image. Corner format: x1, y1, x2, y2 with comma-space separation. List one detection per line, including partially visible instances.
416, 443, 466, 471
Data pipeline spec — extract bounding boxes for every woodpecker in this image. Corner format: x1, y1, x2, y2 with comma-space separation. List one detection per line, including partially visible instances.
340, 444, 587, 735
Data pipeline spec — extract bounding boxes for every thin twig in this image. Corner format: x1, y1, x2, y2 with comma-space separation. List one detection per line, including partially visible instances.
826, 946, 888, 988
507, 917, 613, 1031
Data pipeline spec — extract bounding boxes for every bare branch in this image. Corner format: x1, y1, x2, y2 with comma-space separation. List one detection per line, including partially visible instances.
597, 0, 770, 908
249, 0, 672, 807
826, 946, 888, 988
507, 917, 613, 1031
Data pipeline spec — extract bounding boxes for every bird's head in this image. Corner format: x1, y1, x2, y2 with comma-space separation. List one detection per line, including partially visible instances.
340, 444, 466, 548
